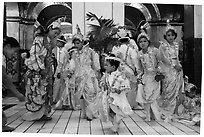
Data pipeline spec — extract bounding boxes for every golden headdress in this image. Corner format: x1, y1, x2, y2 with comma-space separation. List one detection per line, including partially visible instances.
47, 16, 66, 29
137, 22, 150, 43
165, 19, 176, 33
72, 24, 84, 43
117, 27, 130, 41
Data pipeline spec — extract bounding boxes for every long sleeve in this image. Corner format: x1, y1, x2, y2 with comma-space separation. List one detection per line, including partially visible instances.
25, 36, 47, 71
91, 49, 101, 71
129, 48, 140, 73
159, 44, 171, 66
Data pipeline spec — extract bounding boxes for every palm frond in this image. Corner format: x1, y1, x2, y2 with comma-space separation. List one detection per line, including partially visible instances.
86, 12, 102, 26
86, 12, 118, 53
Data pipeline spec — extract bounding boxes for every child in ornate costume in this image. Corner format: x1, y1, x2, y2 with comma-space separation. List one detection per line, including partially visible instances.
55, 46, 79, 110
136, 25, 162, 121
23, 19, 62, 121
72, 25, 101, 120
157, 20, 184, 122
174, 76, 201, 126
112, 28, 140, 109
98, 54, 133, 133
53, 35, 67, 104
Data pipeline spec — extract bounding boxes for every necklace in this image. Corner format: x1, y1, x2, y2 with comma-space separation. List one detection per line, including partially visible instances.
140, 47, 154, 71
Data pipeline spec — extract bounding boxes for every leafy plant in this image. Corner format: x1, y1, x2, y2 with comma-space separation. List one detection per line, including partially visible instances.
86, 12, 118, 53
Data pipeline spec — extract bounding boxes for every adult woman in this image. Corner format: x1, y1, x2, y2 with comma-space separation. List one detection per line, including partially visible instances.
137, 31, 161, 121
157, 21, 184, 122
2, 36, 25, 132
23, 19, 61, 121
72, 32, 101, 120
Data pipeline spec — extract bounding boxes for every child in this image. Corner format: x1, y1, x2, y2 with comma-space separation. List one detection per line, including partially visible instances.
112, 28, 140, 110
53, 35, 67, 104
55, 47, 79, 110
23, 20, 61, 121
136, 30, 162, 122
174, 76, 201, 125
157, 20, 184, 122
72, 32, 100, 121
98, 54, 133, 133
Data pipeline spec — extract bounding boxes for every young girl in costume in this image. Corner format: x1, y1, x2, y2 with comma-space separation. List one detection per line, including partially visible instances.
23, 19, 61, 121
157, 20, 184, 122
55, 46, 79, 110
136, 27, 162, 121
99, 54, 133, 132
72, 25, 101, 120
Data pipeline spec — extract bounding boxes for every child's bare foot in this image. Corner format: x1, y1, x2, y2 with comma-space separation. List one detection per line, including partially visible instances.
111, 124, 119, 133
145, 118, 151, 122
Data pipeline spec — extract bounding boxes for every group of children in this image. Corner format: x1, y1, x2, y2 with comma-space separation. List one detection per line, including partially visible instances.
18, 19, 200, 133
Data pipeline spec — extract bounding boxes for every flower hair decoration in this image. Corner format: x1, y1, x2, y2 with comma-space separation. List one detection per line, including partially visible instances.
72, 24, 84, 43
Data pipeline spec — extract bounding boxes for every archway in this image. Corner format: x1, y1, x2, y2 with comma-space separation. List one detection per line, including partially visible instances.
124, 3, 151, 42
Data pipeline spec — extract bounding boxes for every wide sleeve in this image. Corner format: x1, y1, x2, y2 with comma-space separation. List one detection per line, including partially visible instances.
90, 49, 101, 71
129, 48, 140, 73
99, 73, 107, 92
135, 52, 144, 78
174, 42, 182, 66
25, 36, 47, 71
129, 39, 139, 52
55, 48, 66, 74
118, 75, 131, 91
159, 43, 171, 66
111, 72, 130, 91
153, 47, 161, 69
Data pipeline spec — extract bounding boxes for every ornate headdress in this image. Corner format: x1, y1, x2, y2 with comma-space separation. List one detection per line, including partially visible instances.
34, 20, 41, 29
72, 24, 84, 43
137, 22, 150, 43
47, 16, 66, 29
117, 27, 130, 41
165, 19, 176, 33
105, 55, 122, 63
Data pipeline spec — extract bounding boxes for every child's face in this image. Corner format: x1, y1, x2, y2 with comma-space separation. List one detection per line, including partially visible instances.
74, 40, 83, 49
48, 28, 61, 39
104, 60, 115, 73
166, 31, 176, 43
139, 37, 149, 50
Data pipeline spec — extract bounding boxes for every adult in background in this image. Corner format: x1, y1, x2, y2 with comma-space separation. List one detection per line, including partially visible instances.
2, 36, 25, 132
